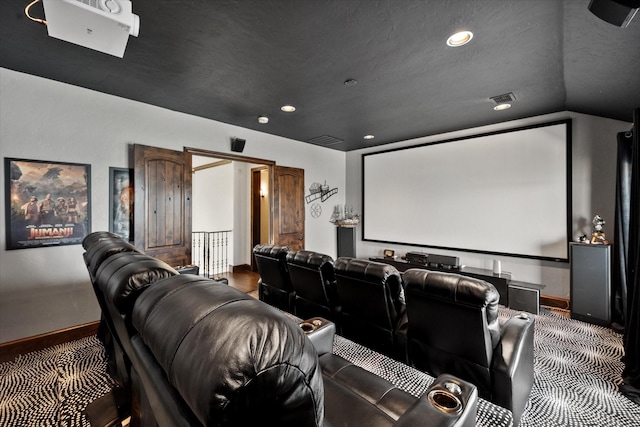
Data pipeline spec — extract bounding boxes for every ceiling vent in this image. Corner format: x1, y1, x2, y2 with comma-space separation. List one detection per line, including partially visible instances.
490, 92, 516, 105
308, 135, 344, 146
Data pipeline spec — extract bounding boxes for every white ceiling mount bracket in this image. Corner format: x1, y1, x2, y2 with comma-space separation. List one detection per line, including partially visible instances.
41, 0, 139, 58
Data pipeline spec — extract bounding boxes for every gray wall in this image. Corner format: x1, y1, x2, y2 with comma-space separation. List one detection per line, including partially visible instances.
0, 68, 345, 343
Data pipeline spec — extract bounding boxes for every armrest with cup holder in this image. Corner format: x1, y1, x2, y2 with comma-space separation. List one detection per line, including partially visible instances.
395, 374, 478, 427
299, 317, 335, 356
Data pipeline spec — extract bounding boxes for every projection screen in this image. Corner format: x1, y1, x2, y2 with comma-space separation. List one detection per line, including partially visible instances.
362, 120, 571, 261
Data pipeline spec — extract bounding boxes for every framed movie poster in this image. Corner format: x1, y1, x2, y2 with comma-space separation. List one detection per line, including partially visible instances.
109, 167, 133, 241
4, 158, 91, 250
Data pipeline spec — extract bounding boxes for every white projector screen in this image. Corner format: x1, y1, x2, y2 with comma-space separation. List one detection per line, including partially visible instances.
362, 120, 571, 261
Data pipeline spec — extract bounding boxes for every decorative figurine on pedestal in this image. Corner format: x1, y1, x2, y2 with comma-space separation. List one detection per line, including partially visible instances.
590, 214, 609, 244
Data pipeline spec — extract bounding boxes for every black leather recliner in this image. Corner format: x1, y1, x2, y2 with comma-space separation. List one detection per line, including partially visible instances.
130, 274, 324, 426
253, 243, 294, 312
333, 257, 407, 360
286, 250, 340, 323
402, 268, 534, 426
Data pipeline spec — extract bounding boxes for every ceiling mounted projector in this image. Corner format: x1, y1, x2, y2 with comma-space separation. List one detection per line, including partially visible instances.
41, 0, 139, 58
588, 0, 640, 27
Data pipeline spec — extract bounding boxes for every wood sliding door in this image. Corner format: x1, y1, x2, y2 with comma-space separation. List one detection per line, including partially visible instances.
273, 165, 304, 251
134, 144, 192, 267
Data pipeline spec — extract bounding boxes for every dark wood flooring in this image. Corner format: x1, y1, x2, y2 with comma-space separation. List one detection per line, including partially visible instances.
213, 270, 260, 297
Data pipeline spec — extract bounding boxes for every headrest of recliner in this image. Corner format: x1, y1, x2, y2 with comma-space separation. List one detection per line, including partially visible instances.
403, 269, 499, 306
95, 252, 178, 316
82, 231, 124, 249
334, 257, 401, 284
253, 243, 290, 259
85, 239, 142, 276
132, 275, 324, 426
287, 250, 333, 269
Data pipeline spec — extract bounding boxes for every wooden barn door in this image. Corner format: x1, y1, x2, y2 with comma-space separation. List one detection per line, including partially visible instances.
273, 165, 304, 251
134, 144, 192, 267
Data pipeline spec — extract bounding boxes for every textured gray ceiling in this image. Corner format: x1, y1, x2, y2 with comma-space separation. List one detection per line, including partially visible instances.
1, 0, 639, 151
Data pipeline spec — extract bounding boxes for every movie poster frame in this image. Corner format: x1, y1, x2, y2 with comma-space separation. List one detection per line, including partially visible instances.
108, 167, 134, 241
4, 157, 92, 250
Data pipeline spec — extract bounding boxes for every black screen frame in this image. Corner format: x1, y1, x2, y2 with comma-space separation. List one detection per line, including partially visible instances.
361, 119, 572, 262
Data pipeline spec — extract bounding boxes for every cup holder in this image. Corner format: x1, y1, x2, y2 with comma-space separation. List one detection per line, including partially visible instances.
300, 322, 315, 333
427, 389, 462, 414
299, 318, 326, 334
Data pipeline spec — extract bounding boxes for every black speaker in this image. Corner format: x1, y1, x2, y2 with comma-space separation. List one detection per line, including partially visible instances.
337, 227, 356, 258
406, 252, 428, 265
230, 137, 246, 152
427, 254, 460, 269
570, 243, 612, 326
588, 0, 639, 27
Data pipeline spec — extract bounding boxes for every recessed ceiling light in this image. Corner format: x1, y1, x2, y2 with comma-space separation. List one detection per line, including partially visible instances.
258, 116, 269, 124
493, 103, 511, 111
364, 135, 375, 140
281, 105, 296, 113
446, 31, 473, 47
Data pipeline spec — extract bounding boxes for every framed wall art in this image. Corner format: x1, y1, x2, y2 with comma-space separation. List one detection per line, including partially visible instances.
109, 167, 134, 241
4, 158, 91, 250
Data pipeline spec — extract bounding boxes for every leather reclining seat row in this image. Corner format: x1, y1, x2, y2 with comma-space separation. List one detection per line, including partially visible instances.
83, 232, 481, 426
253, 244, 534, 426
253, 245, 406, 357
82, 231, 178, 387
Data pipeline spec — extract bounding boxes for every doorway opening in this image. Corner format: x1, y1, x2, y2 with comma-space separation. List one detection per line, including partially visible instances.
188, 148, 273, 276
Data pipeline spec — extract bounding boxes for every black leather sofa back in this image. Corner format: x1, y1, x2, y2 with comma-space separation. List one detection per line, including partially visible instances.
131, 274, 324, 426
92, 249, 178, 387
286, 250, 339, 321
253, 243, 294, 311
333, 257, 406, 358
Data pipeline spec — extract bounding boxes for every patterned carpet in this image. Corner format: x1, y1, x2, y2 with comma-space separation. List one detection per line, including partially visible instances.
1, 307, 639, 426
0, 336, 117, 427
509, 307, 640, 427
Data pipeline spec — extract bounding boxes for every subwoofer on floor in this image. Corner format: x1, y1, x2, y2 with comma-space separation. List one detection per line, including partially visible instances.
508, 284, 540, 315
